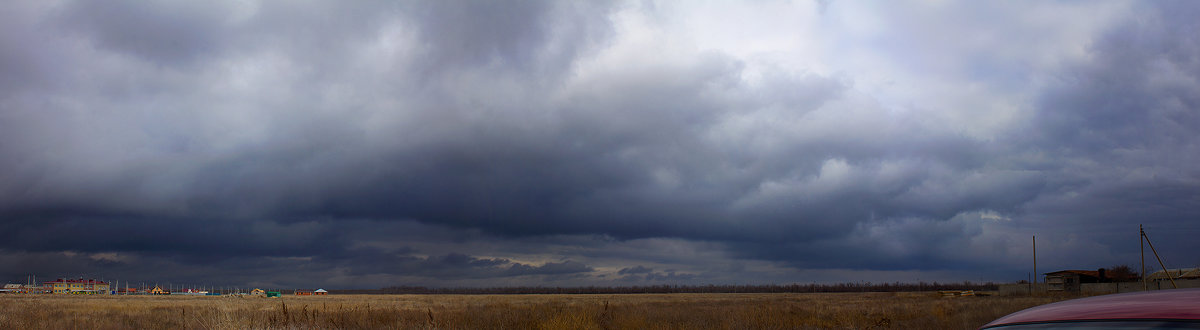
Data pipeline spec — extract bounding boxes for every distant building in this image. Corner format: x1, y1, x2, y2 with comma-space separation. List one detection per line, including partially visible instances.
295, 289, 312, 296
0, 283, 42, 294
250, 288, 265, 296
0, 284, 23, 294
314, 289, 328, 295
1044, 269, 1113, 292
1146, 268, 1200, 281
43, 279, 109, 294
150, 286, 167, 295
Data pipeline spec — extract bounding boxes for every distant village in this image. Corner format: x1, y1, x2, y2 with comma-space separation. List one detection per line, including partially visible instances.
999, 267, 1200, 295
1, 277, 328, 297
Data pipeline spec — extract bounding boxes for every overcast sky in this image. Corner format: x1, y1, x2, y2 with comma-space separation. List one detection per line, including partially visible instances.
3, 0, 1199, 289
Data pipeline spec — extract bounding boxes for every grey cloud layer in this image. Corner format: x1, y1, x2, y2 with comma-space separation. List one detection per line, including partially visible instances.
3, 1, 1199, 286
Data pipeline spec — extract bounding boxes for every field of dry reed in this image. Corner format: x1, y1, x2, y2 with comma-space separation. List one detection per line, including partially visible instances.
0, 292, 1083, 329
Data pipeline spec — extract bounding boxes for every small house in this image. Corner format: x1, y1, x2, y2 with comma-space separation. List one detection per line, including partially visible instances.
295, 289, 312, 296
266, 291, 282, 298
250, 288, 265, 296
150, 286, 167, 295
314, 289, 328, 295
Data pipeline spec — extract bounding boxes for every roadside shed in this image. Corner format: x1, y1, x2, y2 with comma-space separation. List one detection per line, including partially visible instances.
1045, 269, 1114, 292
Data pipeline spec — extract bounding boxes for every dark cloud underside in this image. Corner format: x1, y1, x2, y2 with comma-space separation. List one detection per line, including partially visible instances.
2, 1, 1199, 287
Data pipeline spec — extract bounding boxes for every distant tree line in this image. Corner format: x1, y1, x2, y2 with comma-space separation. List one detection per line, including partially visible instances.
333, 281, 998, 295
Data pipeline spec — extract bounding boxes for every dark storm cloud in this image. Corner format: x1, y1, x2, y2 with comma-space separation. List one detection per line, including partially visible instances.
55, 1, 231, 66
3, 1, 1200, 287
320, 250, 593, 280
0, 216, 338, 260
1003, 1, 1200, 266
614, 265, 696, 282
1029, 8, 1200, 154
412, 1, 551, 69
0, 3, 62, 96
618, 265, 652, 275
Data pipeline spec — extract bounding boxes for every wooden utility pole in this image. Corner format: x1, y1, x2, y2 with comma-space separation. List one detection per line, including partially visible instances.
1142, 227, 1177, 289
1141, 224, 1147, 291
1032, 235, 1037, 285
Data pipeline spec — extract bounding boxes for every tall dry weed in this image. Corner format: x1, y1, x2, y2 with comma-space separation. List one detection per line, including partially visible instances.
0, 292, 1082, 329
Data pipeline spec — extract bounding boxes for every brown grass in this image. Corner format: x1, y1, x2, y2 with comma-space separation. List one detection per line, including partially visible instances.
0, 292, 1084, 329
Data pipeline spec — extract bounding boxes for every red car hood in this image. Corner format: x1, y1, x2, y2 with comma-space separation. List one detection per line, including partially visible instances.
982, 288, 1200, 328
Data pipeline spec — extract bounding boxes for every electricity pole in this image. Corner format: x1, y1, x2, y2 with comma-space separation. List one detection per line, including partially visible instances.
1141, 224, 1147, 291
1142, 226, 1177, 289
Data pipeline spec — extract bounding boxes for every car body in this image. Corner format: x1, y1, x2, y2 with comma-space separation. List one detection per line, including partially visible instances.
980, 288, 1200, 329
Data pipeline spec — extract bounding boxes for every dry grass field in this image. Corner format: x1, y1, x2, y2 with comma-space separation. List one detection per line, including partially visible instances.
0, 292, 1084, 329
